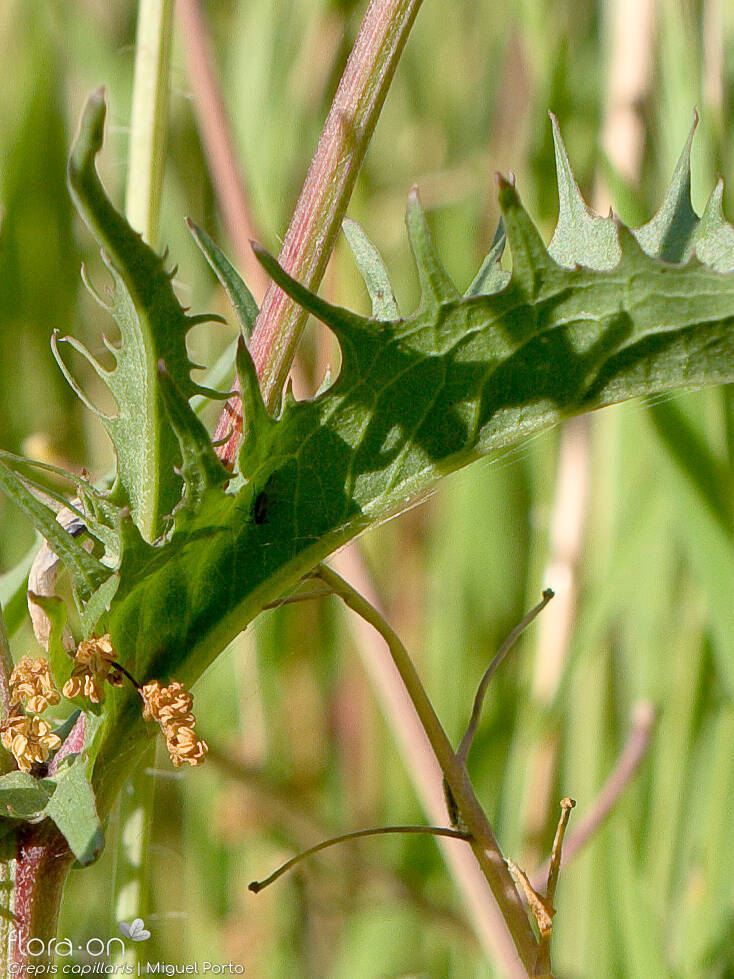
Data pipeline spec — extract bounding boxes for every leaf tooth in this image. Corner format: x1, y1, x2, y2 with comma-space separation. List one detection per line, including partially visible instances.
465, 218, 508, 297
252, 243, 372, 349
497, 174, 557, 297
613, 217, 654, 268
695, 178, 734, 273
705, 177, 725, 218
55, 333, 112, 381
116, 506, 150, 555
80, 264, 112, 310
405, 187, 459, 306
314, 367, 333, 397
342, 217, 400, 319
190, 381, 232, 401
235, 335, 276, 474
186, 312, 228, 328
548, 112, 618, 270
281, 376, 298, 413
635, 111, 698, 263
51, 332, 115, 421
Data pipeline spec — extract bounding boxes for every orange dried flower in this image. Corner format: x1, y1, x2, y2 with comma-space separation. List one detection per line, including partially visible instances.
141, 680, 207, 768
63, 634, 116, 704
9, 656, 60, 714
140, 680, 193, 723
165, 721, 209, 768
0, 714, 61, 772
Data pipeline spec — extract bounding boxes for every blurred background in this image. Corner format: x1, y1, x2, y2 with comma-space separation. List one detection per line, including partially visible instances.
0, 0, 733, 976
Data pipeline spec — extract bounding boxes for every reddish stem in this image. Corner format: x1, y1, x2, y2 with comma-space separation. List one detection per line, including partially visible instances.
7, 825, 73, 971
213, 0, 424, 466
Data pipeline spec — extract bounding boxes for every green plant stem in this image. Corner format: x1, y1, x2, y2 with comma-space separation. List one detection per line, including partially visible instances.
111, 745, 156, 969
535, 798, 575, 977
249, 825, 471, 893
457, 590, 554, 766
214, 0, 425, 464
315, 563, 540, 975
111, 0, 173, 957
207, 744, 477, 942
125, 0, 174, 244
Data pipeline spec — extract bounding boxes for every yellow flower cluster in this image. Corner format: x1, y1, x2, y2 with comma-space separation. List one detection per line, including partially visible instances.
9, 656, 61, 714
1, 656, 63, 772
0, 636, 207, 774
62, 634, 120, 704
0, 713, 61, 773
141, 681, 208, 768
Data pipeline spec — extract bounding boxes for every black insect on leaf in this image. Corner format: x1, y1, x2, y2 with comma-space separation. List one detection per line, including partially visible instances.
252, 472, 280, 526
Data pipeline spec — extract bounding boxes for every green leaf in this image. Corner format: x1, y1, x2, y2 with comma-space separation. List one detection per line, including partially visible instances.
187, 219, 259, 336
235, 336, 277, 477
0, 458, 108, 604
43, 755, 103, 865
635, 113, 698, 263
548, 112, 618, 269
0, 772, 53, 821
80, 574, 121, 639
158, 362, 230, 511
342, 218, 399, 318
63, 90, 227, 541
50, 115, 734, 815
0, 449, 126, 563
405, 187, 459, 304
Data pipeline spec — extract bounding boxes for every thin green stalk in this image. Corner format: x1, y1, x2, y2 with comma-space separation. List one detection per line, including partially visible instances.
125, 0, 174, 244
111, 0, 174, 957
457, 591, 554, 766
111, 745, 156, 969
214, 0, 425, 464
249, 825, 472, 893
534, 798, 576, 976
315, 564, 540, 975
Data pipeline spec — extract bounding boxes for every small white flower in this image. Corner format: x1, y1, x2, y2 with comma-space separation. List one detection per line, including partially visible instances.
119, 918, 151, 942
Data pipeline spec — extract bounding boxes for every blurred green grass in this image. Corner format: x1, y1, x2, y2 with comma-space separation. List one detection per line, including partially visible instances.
1, 0, 733, 976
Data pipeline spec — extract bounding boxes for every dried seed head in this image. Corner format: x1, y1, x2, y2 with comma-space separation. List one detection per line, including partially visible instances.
141, 680, 207, 768
0, 714, 62, 773
165, 720, 209, 768
141, 680, 194, 724
9, 656, 61, 714
63, 634, 117, 704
